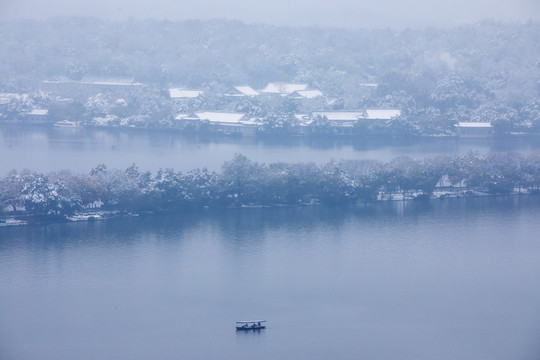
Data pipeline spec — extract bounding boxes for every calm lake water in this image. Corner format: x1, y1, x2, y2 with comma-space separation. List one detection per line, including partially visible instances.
1, 196, 540, 360
2, 125, 540, 175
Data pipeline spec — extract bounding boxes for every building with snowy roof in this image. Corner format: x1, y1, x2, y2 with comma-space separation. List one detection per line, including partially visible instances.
23, 108, 49, 124
311, 111, 365, 127
169, 88, 204, 99
42, 77, 143, 99
195, 111, 246, 123
175, 112, 257, 136
224, 86, 259, 97
288, 90, 323, 99
455, 122, 493, 137
260, 83, 309, 96
308, 109, 401, 135
174, 113, 201, 130
311, 109, 401, 123
364, 109, 401, 120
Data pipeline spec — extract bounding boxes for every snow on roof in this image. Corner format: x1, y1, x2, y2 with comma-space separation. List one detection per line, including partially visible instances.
28, 109, 48, 116
456, 122, 492, 128
365, 109, 401, 120
312, 109, 400, 121
174, 113, 189, 120
234, 86, 259, 96
81, 78, 142, 86
196, 112, 246, 124
169, 88, 204, 99
260, 83, 308, 95
44, 77, 142, 86
290, 90, 323, 99
312, 111, 364, 121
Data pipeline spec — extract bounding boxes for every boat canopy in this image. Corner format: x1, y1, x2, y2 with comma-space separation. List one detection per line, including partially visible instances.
236, 320, 266, 324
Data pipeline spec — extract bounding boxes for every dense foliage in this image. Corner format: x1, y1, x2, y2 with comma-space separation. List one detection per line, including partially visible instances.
1, 18, 539, 135
2, 152, 540, 219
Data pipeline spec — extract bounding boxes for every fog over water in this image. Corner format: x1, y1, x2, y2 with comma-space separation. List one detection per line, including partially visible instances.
1, 0, 540, 359
2, 197, 540, 360
2, 127, 540, 175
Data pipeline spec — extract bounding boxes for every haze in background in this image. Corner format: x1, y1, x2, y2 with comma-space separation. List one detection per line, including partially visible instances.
1, 0, 539, 28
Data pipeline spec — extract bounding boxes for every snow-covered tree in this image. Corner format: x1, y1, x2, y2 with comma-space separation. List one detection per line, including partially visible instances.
21, 173, 79, 216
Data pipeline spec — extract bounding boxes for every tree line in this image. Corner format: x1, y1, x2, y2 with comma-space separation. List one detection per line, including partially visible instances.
1, 18, 540, 135
2, 152, 540, 219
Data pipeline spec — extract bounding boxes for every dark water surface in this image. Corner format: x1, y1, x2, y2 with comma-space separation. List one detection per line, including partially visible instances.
2, 126, 540, 175
2, 196, 540, 360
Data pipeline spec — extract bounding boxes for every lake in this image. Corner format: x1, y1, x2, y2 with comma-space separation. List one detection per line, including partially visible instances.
2, 125, 540, 175
1, 196, 540, 360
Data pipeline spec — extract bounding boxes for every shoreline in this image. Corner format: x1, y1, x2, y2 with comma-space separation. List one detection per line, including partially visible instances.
3, 122, 540, 139
2, 189, 536, 228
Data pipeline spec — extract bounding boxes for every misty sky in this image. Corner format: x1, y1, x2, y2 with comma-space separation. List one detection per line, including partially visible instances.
1, 0, 539, 28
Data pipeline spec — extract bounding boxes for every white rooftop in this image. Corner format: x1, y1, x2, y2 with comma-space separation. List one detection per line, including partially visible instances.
169, 88, 204, 99
365, 109, 401, 120
234, 86, 259, 96
290, 90, 323, 99
312, 109, 401, 121
28, 109, 48, 116
261, 83, 308, 95
44, 77, 142, 86
174, 113, 190, 120
196, 112, 246, 124
81, 78, 142, 86
456, 122, 493, 128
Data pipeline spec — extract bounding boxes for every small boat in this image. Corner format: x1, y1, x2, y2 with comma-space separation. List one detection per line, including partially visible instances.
236, 320, 266, 330
54, 120, 79, 128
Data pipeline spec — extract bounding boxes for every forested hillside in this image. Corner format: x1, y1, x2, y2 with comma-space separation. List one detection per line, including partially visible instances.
1, 18, 539, 134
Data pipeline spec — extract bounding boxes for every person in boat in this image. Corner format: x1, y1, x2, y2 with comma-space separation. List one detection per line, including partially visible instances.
257, 322, 261, 327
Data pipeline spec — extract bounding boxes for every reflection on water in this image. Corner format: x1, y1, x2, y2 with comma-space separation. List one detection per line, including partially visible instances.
2, 125, 540, 175
1, 197, 540, 360
236, 329, 265, 336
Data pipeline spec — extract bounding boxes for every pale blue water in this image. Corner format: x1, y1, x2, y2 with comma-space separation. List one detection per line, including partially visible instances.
1, 196, 540, 360
1, 126, 540, 175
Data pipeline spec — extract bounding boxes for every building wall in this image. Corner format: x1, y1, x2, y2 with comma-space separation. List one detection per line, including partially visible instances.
457, 126, 493, 137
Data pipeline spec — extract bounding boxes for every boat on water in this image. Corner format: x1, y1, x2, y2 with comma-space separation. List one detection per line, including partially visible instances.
236, 320, 266, 330
53, 120, 79, 128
